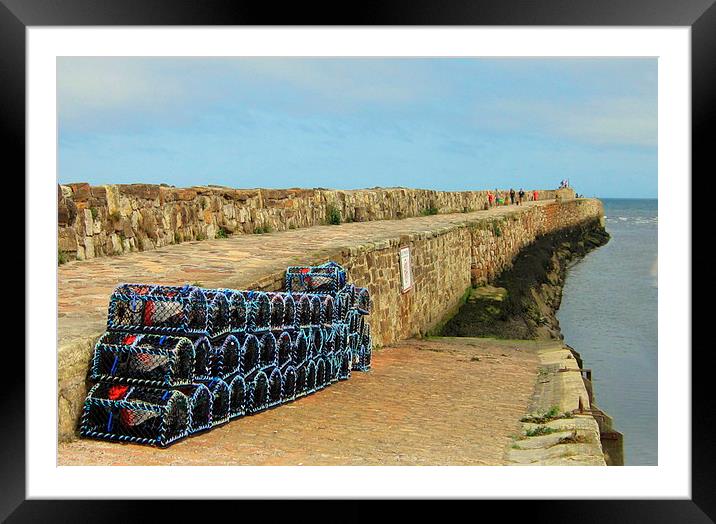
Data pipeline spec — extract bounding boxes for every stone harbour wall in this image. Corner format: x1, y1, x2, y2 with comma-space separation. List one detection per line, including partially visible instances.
57, 183, 567, 261
340, 198, 603, 347
234, 198, 602, 348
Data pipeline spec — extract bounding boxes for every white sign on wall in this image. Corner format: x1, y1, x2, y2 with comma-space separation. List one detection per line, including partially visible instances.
399, 246, 413, 293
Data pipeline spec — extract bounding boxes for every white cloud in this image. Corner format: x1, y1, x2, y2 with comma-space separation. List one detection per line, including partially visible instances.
475, 96, 657, 148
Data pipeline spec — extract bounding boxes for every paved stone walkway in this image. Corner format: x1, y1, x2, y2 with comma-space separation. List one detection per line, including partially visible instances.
58, 338, 540, 466
58, 200, 548, 348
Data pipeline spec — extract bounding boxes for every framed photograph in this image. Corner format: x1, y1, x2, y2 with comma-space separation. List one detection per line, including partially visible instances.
7, 0, 707, 520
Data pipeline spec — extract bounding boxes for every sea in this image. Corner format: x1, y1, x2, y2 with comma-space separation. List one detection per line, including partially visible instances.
556, 198, 658, 466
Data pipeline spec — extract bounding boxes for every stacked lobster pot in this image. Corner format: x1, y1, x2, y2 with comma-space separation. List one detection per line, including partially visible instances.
80, 261, 372, 447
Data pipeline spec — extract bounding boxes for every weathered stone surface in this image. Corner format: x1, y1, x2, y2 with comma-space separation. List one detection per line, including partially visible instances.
67, 182, 91, 201
505, 343, 607, 466
57, 185, 78, 226
118, 183, 161, 200
58, 227, 78, 252
57, 184, 570, 260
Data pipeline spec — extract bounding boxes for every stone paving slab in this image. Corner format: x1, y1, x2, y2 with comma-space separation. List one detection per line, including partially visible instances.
58, 337, 540, 466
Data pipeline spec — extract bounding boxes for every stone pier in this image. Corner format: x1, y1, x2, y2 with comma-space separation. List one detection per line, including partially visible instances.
58, 196, 604, 452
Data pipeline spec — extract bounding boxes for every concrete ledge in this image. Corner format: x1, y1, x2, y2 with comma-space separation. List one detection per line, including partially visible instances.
505, 344, 607, 466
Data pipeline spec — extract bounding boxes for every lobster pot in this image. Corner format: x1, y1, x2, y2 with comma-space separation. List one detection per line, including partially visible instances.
107, 284, 207, 335
296, 295, 312, 328
292, 329, 310, 366
285, 262, 347, 295
347, 332, 361, 356
310, 296, 322, 326
334, 291, 351, 323
322, 328, 335, 355
328, 354, 341, 383
314, 357, 326, 391
356, 344, 372, 371
305, 360, 318, 393
210, 335, 241, 379
247, 292, 271, 332
205, 290, 231, 338
80, 383, 189, 447
281, 365, 297, 401
347, 310, 361, 336
202, 378, 230, 426
338, 350, 352, 380
277, 332, 293, 367
259, 332, 278, 368
227, 290, 248, 332
322, 357, 334, 386
191, 336, 213, 380
333, 324, 349, 353
310, 327, 324, 358
241, 334, 261, 376
228, 375, 247, 419
90, 332, 195, 387
283, 295, 296, 329
269, 294, 285, 330
353, 287, 371, 315
321, 295, 335, 327
267, 367, 283, 406
354, 326, 372, 372
361, 323, 372, 352
247, 370, 269, 413
295, 363, 309, 398
180, 384, 212, 434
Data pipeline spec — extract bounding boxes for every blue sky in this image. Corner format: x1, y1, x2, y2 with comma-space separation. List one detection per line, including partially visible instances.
58, 58, 657, 198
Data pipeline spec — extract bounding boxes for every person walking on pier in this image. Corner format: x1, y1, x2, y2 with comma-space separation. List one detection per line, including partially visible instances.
533, 189, 539, 201
518, 188, 525, 205
509, 188, 516, 205
488, 191, 495, 208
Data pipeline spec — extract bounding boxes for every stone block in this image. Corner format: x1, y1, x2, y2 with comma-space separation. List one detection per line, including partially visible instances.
58, 227, 78, 252
68, 182, 91, 201
118, 183, 161, 201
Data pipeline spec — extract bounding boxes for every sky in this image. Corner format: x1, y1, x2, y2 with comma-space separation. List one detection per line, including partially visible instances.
58, 57, 657, 198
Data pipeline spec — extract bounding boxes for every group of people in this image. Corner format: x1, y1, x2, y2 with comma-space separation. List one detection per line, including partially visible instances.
487, 188, 537, 208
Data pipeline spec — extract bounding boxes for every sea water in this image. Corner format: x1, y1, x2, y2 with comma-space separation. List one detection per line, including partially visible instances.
557, 198, 658, 465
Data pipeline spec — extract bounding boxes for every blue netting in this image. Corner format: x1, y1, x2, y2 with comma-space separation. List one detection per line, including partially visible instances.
81, 261, 372, 447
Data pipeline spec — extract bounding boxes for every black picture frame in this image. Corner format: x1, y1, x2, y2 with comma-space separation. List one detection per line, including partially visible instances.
5, 0, 707, 521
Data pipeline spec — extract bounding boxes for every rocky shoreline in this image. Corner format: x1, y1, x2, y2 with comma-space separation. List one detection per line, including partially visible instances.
441, 219, 610, 341
439, 219, 623, 465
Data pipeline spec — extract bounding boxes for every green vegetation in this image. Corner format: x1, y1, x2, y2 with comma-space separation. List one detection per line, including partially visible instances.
254, 226, 272, 234
421, 206, 439, 216
90, 207, 99, 220
492, 222, 502, 237
174, 232, 181, 244
109, 211, 121, 222
524, 425, 560, 437
520, 406, 574, 424
326, 205, 342, 225
196, 231, 207, 241
58, 249, 68, 266
216, 227, 229, 239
